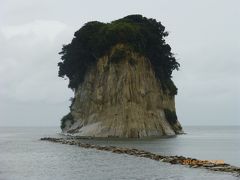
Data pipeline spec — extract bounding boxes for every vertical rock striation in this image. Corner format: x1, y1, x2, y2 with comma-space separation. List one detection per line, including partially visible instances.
62, 44, 183, 137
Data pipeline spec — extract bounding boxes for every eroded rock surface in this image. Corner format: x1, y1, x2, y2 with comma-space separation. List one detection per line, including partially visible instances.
62, 44, 183, 137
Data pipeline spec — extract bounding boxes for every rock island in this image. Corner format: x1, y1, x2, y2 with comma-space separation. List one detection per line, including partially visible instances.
58, 15, 183, 137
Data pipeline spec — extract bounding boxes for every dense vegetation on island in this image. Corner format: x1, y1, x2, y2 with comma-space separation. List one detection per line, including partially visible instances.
58, 15, 180, 95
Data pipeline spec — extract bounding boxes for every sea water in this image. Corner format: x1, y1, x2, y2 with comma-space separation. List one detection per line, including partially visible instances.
0, 126, 239, 180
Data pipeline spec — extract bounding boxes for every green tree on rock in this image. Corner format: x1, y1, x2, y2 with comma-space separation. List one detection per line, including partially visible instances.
58, 14, 179, 95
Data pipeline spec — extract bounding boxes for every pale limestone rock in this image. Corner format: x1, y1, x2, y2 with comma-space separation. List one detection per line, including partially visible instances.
62, 44, 183, 137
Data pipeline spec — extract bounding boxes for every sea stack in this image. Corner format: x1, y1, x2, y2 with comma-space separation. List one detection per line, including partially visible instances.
58, 15, 183, 137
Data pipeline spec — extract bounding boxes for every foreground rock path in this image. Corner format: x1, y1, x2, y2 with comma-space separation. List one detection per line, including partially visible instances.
40, 137, 240, 176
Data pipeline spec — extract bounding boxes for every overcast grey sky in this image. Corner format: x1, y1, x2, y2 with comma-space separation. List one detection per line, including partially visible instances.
0, 0, 239, 127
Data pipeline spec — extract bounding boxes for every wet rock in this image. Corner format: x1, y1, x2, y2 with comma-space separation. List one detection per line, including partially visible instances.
191, 165, 199, 168
203, 163, 216, 167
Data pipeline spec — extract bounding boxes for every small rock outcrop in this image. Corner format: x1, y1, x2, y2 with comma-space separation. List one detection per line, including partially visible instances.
61, 44, 183, 137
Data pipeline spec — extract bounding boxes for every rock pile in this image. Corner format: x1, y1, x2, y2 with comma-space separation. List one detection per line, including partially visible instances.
41, 137, 240, 176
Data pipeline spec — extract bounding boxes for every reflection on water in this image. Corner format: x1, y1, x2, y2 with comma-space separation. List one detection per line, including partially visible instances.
0, 126, 239, 180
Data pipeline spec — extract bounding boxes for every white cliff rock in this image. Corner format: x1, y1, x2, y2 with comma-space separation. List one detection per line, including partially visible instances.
62, 44, 183, 137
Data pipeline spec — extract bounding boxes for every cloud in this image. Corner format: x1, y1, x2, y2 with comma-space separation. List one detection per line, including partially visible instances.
1, 20, 67, 41
0, 0, 239, 126
0, 20, 73, 103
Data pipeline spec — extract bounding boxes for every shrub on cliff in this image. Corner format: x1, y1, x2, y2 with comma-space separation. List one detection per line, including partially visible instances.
58, 15, 180, 95
60, 113, 74, 130
164, 109, 177, 125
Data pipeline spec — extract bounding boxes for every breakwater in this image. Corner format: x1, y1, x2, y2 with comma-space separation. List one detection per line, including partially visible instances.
40, 137, 240, 176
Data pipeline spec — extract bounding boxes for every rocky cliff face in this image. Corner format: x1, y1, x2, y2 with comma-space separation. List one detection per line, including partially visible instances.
62, 44, 183, 137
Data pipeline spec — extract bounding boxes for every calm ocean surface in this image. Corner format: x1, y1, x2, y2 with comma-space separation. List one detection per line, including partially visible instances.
0, 126, 239, 180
